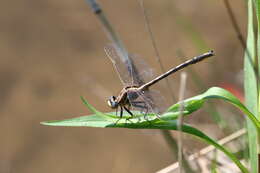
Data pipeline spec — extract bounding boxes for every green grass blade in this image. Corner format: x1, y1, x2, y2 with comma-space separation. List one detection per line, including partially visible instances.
255, 0, 260, 75
245, 0, 259, 172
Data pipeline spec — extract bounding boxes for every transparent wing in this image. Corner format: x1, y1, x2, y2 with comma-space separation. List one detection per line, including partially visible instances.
129, 53, 154, 85
104, 44, 154, 86
127, 89, 167, 117
104, 44, 133, 86
142, 89, 167, 114
105, 43, 167, 117
127, 90, 155, 116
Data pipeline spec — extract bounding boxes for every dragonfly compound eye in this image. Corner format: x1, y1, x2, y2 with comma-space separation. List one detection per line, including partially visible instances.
107, 96, 118, 108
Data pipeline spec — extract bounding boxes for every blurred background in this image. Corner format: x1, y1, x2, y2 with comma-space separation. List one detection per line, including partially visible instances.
3, 0, 247, 172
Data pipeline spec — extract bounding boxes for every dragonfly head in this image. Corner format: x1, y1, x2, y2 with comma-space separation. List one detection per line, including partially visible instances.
107, 96, 118, 109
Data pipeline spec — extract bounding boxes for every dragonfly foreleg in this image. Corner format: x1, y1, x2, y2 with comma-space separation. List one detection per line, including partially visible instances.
113, 106, 122, 125
120, 106, 123, 118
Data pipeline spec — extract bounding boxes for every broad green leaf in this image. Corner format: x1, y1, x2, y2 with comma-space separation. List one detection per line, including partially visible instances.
41, 86, 260, 173
168, 87, 260, 129
42, 105, 248, 173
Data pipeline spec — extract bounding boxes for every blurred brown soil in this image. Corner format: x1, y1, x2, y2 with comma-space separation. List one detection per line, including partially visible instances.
2, 0, 246, 173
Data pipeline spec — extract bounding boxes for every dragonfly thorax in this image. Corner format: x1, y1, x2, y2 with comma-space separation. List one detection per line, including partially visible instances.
107, 86, 139, 109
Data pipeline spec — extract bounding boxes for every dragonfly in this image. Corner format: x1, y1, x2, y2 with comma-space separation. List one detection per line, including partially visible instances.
105, 44, 214, 119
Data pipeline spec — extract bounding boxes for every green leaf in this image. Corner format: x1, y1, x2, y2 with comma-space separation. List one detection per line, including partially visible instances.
43, 87, 260, 128
246, 0, 260, 172
42, 116, 249, 173
42, 109, 249, 172
168, 87, 260, 129
41, 86, 260, 173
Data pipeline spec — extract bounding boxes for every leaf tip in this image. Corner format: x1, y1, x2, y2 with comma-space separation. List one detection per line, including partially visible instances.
40, 121, 50, 126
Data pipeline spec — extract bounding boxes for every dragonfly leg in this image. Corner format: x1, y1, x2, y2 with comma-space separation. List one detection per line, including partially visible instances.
132, 101, 161, 120
115, 107, 118, 116
120, 106, 123, 118
127, 104, 143, 122
141, 106, 152, 124
144, 106, 150, 121
123, 106, 133, 117
127, 104, 131, 110
124, 106, 136, 122
130, 103, 154, 123
134, 102, 151, 121
113, 106, 123, 125
131, 102, 150, 120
